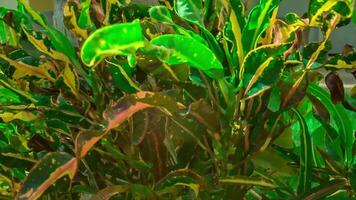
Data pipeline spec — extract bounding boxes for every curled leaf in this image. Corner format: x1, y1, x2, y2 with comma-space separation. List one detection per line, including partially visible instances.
81, 21, 145, 66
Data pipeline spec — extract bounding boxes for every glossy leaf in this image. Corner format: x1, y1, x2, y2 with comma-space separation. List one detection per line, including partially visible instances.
150, 34, 224, 79
81, 21, 145, 66
16, 152, 78, 200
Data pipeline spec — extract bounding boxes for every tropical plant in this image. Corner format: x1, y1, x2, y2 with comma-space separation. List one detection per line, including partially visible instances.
0, 0, 355, 199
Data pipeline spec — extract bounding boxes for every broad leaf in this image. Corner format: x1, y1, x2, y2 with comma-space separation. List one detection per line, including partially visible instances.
81, 21, 145, 66
150, 34, 224, 79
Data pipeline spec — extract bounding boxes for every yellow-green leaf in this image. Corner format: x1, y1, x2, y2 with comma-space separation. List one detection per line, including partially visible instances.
62, 64, 79, 95
0, 111, 38, 123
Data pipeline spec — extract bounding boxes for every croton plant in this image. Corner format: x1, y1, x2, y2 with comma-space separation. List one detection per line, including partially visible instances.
0, 0, 355, 199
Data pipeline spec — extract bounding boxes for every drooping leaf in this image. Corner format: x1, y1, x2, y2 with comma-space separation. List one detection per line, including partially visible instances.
325, 72, 345, 104
16, 152, 78, 200
78, 0, 95, 29
150, 34, 224, 79
291, 108, 312, 194
81, 21, 145, 66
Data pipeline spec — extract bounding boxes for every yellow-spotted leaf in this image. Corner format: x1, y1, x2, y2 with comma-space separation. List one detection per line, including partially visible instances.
16, 152, 78, 200
309, 0, 354, 27
81, 21, 145, 67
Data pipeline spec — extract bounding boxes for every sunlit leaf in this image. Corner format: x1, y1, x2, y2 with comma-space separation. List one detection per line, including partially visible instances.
150, 34, 224, 79
81, 21, 145, 66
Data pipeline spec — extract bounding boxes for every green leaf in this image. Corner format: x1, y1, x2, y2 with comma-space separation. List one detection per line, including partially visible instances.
240, 43, 290, 96
16, 152, 78, 200
174, 0, 204, 27
78, 0, 95, 29
150, 34, 224, 79
149, 6, 174, 24
81, 21, 145, 67
267, 86, 281, 112
309, 0, 354, 27
291, 108, 312, 194
242, 0, 280, 53
16, 0, 47, 27
174, 0, 225, 62
307, 84, 354, 166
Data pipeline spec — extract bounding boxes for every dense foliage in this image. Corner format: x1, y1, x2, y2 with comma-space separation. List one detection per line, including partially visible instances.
0, 0, 356, 199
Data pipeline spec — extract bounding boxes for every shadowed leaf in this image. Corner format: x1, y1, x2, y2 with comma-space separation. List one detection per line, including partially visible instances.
16, 152, 78, 200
